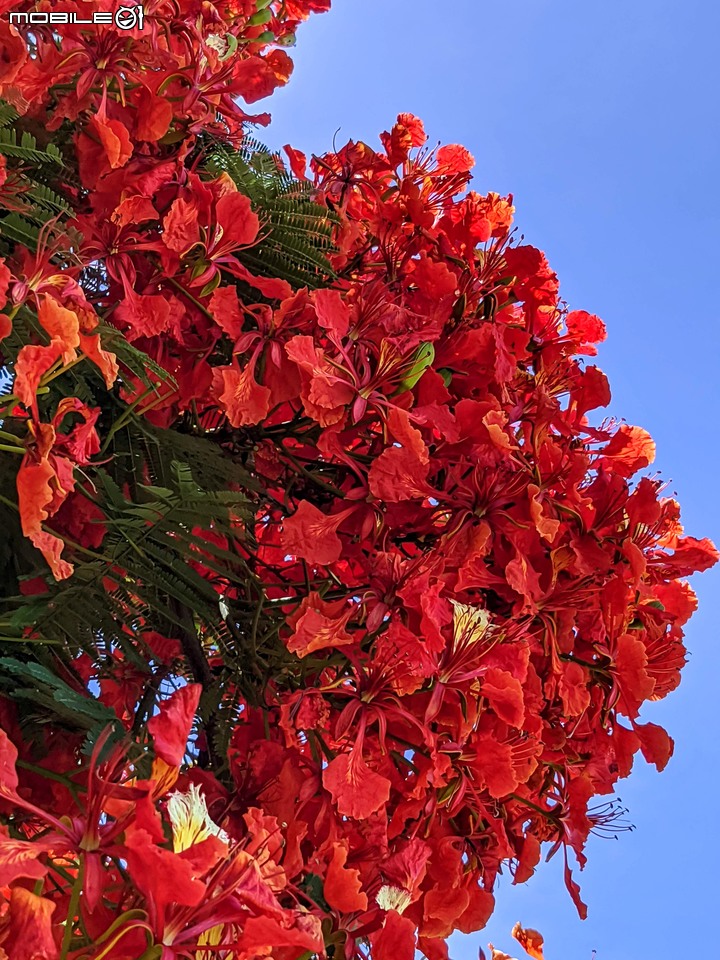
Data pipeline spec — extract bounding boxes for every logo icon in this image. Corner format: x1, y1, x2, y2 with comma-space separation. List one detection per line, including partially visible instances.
114, 5, 144, 31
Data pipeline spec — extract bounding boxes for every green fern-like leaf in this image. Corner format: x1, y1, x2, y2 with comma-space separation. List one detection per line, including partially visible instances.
206, 137, 294, 203
0, 101, 18, 130
0, 212, 42, 248
0, 127, 64, 166
0, 657, 122, 733
205, 139, 338, 291
24, 181, 73, 216
98, 321, 178, 391
0, 460, 254, 653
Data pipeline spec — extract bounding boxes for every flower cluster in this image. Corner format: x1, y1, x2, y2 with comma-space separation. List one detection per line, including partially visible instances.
0, 687, 325, 959
0, 3, 715, 960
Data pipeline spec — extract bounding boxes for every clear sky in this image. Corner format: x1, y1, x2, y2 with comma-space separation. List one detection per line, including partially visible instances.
262, 2, 720, 957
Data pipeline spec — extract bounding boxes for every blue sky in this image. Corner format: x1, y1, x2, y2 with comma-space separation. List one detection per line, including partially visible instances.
262, 2, 720, 957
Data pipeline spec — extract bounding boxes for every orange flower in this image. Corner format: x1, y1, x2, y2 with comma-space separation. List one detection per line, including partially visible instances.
16, 401, 100, 579
511, 922, 545, 960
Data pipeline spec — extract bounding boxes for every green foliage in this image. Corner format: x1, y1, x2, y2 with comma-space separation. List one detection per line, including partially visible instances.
0, 460, 252, 653
97, 321, 178, 392
0, 126, 64, 166
205, 138, 338, 290
0, 656, 123, 749
0, 101, 18, 130
0, 100, 74, 258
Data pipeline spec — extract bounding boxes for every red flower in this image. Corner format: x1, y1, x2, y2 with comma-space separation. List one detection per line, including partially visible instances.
0, 888, 58, 960
368, 408, 433, 502
161, 173, 260, 288
148, 684, 203, 767
89, 112, 133, 171
232, 51, 294, 104
512, 922, 545, 960
323, 841, 368, 913
323, 751, 391, 819
0, 22, 27, 87
213, 355, 272, 427
285, 592, 354, 657
123, 827, 207, 928
370, 910, 417, 960
281, 500, 355, 566
598, 424, 656, 477
17, 439, 75, 581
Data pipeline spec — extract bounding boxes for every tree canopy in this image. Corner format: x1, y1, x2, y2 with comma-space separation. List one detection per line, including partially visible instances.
0, 3, 715, 959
